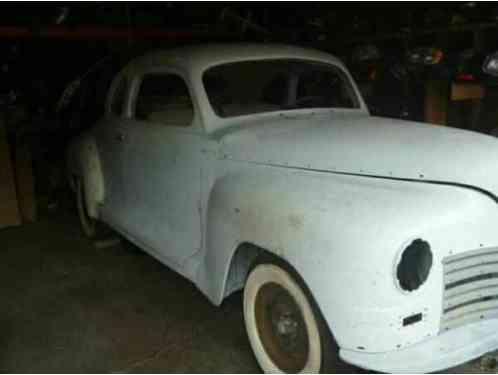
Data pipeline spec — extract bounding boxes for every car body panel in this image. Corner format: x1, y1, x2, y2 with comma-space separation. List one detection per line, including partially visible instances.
111, 120, 203, 267
340, 318, 498, 373
67, 43, 498, 373
198, 164, 498, 353
219, 111, 498, 198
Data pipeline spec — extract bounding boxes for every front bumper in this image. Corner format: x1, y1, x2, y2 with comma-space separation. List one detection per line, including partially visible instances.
339, 318, 498, 373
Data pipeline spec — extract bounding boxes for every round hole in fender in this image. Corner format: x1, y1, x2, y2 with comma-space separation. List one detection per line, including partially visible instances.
396, 239, 433, 292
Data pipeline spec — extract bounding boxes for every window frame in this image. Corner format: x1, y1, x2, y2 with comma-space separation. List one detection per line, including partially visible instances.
105, 70, 129, 118
201, 58, 361, 119
129, 68, 196, 129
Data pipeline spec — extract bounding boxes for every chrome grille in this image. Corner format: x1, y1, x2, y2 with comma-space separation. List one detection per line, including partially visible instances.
442, 247, 498, 331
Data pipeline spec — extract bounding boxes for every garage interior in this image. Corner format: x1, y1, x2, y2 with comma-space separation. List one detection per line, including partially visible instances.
2, 2, 498, 373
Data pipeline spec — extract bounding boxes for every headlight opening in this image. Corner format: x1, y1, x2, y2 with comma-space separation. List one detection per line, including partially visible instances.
396, 239, 433, 292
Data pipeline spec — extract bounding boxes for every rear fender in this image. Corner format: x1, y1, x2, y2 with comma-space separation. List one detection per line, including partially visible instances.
68, 134, 105, 218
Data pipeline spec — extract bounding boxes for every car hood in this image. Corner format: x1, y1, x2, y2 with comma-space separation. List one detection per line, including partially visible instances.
219, 111, 498, 198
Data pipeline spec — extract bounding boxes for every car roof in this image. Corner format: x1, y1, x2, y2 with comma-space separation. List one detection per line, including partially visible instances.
128, 43, 344, 74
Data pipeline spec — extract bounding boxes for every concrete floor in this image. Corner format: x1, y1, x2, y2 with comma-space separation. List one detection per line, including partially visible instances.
0, 211, 496, 373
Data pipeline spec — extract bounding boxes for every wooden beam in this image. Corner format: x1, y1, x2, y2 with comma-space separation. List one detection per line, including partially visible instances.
0, 26, 230, 40
319, 21, 498, 47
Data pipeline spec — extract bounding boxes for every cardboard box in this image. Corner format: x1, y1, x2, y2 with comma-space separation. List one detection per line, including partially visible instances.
0, 120, 21, 229
425, 80, 448, 125
451, 83, 485, 101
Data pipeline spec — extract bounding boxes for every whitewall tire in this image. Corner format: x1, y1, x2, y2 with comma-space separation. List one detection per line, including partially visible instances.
244, 262, 325, 373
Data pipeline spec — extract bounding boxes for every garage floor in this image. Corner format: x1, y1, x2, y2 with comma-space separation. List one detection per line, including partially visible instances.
0, 210, 496, 373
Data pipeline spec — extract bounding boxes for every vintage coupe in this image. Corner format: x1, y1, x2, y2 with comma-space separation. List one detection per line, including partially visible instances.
67, 44, 498, 373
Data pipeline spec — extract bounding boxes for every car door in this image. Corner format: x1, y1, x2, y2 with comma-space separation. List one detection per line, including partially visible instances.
95, 71, 131, 225
116, 70, 203, 268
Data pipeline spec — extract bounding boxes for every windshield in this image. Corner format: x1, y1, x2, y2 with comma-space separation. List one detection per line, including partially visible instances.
203, 59, 360, 118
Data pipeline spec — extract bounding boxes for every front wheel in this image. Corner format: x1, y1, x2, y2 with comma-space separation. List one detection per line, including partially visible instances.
243, 261, 339, 373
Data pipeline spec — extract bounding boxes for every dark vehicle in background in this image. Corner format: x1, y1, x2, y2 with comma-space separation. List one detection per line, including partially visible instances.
348, 45, 382, 114
348, 39, 498, 136
341, 2, 498, 135
348, 44, 441, 122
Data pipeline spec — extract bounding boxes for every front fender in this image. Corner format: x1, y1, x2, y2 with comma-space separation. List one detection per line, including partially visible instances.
197, 164, 498, 354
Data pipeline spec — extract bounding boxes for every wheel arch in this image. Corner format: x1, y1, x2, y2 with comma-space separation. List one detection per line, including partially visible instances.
222, 241, 343, 372
213, 239, 331, 332
222, 242, 324, 307
221, 241, 266, 300
68, 134, 105, 219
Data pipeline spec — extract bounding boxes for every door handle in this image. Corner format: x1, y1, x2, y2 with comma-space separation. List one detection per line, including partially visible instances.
115, 132, 126, 142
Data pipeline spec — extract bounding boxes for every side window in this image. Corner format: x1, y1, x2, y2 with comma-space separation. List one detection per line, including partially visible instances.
110, 76, 127, 116
134, 73, 193, 127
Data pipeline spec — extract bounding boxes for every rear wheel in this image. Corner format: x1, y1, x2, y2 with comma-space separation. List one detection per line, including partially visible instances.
243, 260, 340, 373
76, 178, 97, 238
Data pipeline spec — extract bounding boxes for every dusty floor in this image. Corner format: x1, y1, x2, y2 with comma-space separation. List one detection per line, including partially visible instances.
0, 211, 496, 373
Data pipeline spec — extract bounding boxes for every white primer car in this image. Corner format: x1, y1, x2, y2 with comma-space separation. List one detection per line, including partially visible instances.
67, 44, 498, 373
